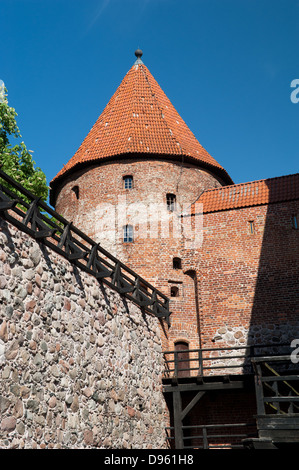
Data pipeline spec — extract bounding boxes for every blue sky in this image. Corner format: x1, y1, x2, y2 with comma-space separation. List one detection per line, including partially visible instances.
1, 0, 298, 202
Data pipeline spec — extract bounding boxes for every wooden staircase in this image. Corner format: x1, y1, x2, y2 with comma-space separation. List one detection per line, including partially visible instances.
243, 356, 299, 449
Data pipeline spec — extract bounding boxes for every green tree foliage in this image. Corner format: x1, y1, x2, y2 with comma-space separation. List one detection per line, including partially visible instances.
0, 84, 48, 201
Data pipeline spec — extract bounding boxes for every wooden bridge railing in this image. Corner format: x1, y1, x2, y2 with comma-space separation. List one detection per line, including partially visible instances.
0, 167, 171, 324
163, 344, 292, 378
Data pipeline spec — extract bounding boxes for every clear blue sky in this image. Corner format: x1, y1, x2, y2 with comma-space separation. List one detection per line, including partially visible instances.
1, 0, 298, 203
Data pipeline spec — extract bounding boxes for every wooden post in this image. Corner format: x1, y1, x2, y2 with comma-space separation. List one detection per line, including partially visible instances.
254, 363, 266, 416
173, 390, 184, 449
202, 427, 208, 449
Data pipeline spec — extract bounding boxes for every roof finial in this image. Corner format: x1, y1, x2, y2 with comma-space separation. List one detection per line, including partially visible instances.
134, 48, 143, 65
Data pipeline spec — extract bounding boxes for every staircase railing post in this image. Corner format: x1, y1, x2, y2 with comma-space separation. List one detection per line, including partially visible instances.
198, 348, 203, 376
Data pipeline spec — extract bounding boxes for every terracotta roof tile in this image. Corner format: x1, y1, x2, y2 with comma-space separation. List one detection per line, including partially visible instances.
193, 173, 299, 214
51, 60, 232, 187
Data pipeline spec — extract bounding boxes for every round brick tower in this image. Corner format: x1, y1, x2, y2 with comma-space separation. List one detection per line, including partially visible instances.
50, 50, 233, 352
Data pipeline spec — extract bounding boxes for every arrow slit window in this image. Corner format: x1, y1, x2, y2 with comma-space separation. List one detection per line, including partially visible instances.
249, 220, 255, 234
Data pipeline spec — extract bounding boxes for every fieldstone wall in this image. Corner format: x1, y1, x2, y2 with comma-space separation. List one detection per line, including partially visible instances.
213, 324, 299, 347
0, 218, 168, 449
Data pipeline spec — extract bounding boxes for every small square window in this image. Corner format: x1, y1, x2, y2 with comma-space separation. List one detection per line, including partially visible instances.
173, 257, 182, 270
170, 286, 179, 297
123, 176, 133, 189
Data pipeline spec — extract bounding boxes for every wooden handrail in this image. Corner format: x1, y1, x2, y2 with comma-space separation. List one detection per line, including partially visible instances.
163, 344, 291, 377
0, 167, 171, 324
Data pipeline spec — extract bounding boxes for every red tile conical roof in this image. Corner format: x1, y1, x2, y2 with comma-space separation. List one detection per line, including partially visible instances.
50, 52, 233, 194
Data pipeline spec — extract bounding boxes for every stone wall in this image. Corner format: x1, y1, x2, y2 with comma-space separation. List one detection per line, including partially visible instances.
0, 218, 168, 449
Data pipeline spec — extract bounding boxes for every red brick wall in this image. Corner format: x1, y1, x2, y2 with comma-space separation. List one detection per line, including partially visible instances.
54, 158, 299, 366
182, 389, 257, 448
184, 200, 299, 357
54, 157, 224, 353
54, 157, 223, 243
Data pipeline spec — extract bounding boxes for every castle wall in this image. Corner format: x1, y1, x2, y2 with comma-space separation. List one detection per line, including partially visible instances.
54, 157, 223, 257
182, 199, 299, 360
53, 158, 299, 369
54, 158, 223, 354
0, 218, 168, 449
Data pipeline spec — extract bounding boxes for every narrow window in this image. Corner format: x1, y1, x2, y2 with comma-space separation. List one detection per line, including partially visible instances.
292, 215, 298, 230
123, 175, 133, 189
173, 257, 182, 270
249, 220, 255, 234
123, 224, 134, 243
170, 286, 179, 297
166, 193, 176, 212
71, 185, 79, 200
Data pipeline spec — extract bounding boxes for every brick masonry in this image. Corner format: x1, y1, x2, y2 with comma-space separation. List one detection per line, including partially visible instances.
54, 157, 299, 361
0, 218, 168, 449
47, 54, 299, 446
187, 200, 299, 353
54, 157, 223, 352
